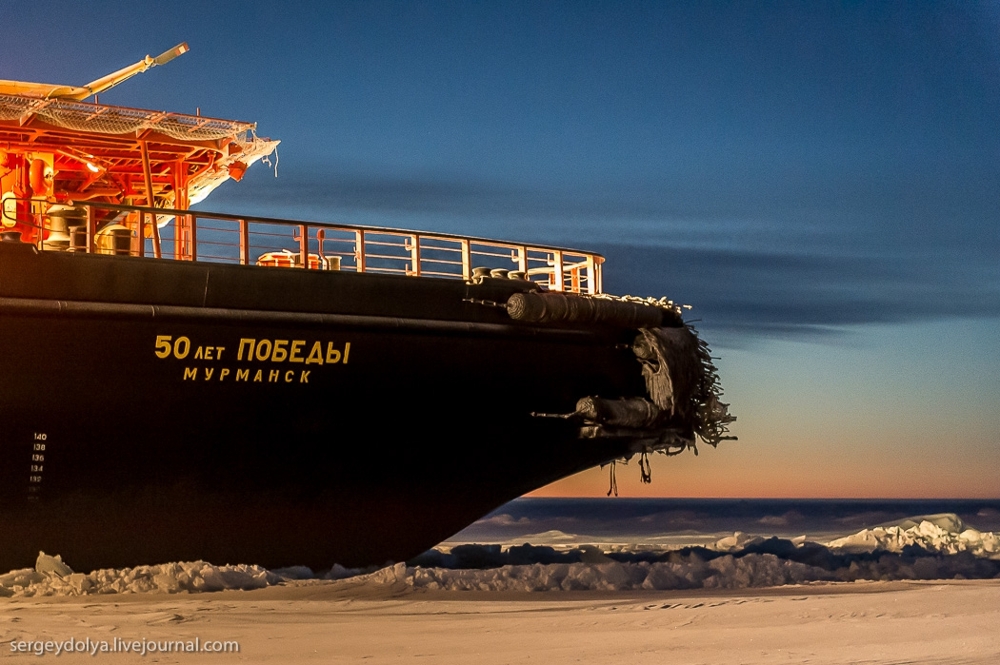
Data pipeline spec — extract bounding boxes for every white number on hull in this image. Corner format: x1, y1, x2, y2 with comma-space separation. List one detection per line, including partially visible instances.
27, 433, 47, 502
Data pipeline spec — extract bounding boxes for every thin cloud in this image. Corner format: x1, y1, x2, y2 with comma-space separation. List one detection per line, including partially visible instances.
209, 168, 1000, 344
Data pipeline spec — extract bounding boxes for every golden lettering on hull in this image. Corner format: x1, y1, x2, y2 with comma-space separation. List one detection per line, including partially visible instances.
155, 334, 348, 386
180, 367, 312, 383
235, 338, 350, 365
193, 345, 225, 360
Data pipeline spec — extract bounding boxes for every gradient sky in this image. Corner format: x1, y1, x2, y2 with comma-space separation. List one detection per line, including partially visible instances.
5, 1, 998, 498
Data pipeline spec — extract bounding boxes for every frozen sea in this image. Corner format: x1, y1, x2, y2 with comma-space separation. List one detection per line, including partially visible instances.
4, 498, 1000, 664
4, 498, 1000, 597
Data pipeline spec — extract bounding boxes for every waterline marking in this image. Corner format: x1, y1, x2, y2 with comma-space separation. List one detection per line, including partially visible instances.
10, 637, 239, 657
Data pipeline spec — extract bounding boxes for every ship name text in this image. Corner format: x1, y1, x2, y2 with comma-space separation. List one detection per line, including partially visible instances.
153, 335, 352, 384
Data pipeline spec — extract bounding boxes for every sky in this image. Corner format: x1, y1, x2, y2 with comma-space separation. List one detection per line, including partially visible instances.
4, 1, 998, 498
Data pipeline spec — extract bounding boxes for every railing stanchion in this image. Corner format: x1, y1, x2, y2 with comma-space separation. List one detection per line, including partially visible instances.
135, 212, 145, 258
552, 250, 564, 292
355, 229, 366, 273
299, 224, 308, 268
586, 254, 596, 295
173, 213, 182, 260
410, 234, 421, 276
461, 239, 471, 280
86, 206, 95, 254
189, 213, 197, 262
239, 219, 249, 265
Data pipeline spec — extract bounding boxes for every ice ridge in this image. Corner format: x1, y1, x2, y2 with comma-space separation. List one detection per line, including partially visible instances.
4, 514, 998, 596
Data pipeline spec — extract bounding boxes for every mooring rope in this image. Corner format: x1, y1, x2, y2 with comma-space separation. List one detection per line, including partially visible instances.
639, 451, 652, 484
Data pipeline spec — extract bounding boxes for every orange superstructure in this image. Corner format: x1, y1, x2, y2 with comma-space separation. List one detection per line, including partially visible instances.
0, 44, 277, 252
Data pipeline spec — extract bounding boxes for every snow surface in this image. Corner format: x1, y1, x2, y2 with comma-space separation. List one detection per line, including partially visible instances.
5, 579, 1000, 665
4, 514, 999, 596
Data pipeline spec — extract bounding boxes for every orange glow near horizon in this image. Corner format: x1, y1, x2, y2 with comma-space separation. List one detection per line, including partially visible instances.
527, 442, 1000, 499
529, 322, 1000, 501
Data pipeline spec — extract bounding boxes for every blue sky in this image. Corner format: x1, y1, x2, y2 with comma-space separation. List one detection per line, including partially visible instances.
5, 1, 998, 496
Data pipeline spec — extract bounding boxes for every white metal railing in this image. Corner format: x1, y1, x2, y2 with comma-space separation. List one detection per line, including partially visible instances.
1, 200, 604, 294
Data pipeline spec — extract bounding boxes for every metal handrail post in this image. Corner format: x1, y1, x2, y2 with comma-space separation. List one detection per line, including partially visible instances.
189, 213, 197, 261
299, 224, 308, 268
460, 239, 471, 279
410, 234, 421, 276
551, 250, 564, 292
86, 205, 95, 254
355, 229, 366, 272
239, 219, 249, 265
136, 212, 145, 258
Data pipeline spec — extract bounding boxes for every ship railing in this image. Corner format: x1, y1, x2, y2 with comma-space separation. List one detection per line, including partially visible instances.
2, 200, 604, 294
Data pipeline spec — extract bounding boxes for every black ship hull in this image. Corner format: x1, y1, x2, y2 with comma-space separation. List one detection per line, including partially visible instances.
0, 243, 652, 572
1, 67, 731, 574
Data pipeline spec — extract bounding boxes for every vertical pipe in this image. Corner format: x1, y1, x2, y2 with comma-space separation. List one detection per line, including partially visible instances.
139, 141, 161, 259
173, 159, 185, 260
